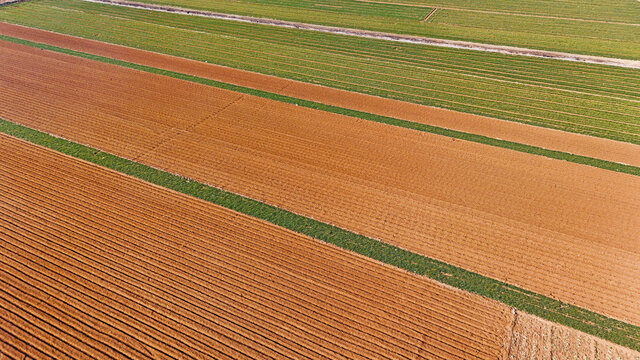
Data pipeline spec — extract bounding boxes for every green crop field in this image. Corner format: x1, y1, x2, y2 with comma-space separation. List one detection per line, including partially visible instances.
119, 0, 640, 59
392, 0, 640, 23
2, 0, 639, 143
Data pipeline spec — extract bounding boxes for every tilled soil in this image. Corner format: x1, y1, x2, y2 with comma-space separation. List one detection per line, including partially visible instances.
1, 22, 638, 167
0, 133, 516, 359
508, 313, 640, 360
1, 40, 639, 328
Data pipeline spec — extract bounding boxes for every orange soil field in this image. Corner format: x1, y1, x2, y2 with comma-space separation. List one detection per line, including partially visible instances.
507, 313, 640, 359
0, 133, 516, 359
1, 22, 639, 167
1, 40, 639, 328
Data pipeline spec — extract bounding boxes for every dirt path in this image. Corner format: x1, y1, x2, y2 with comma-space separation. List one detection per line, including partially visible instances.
1, 23, 638, 167
2, 40, 640, 329
81, 0, 640, 69
0, 0, 30, 5
0, 134, 516, 359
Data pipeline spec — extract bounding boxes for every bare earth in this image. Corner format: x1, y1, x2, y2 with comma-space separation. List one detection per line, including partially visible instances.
0, 134, 516, 359
1, 39, 639, 331
4, 135, 638, 358
508, 313, 640, 360
1, 22, 638, 167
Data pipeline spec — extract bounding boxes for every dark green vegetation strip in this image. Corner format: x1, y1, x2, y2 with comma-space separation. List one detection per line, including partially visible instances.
2, 0, 640, 144
1, 33, 638, 177
1, 117, 639, 350
109, 0, 640, 59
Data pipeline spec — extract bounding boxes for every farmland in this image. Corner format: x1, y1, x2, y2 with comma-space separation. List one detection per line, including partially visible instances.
1, 0, 639, 357
100, 0, 640, 59
390, 0, 640, 22
1, 134, 516, 359
6, 130, 640, 359
1, 0, 640, 144
2, 22, 639, 170
2, 38, 640, 331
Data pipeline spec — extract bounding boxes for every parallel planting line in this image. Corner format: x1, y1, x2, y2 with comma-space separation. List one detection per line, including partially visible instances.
0, 33, 638, 174
3, 1, 639, 143
1, 120, 640, 352
355, 0, 640, 26
3, 41, 637, 327
81, 0, 640, 69
39, 12, 640, 109
1, 24, 639, 344
1, 133, 516, 359
3, 23, 637, 348
50, 4, 640, 91
0, 167, 497, 358
10, 0, 640, 91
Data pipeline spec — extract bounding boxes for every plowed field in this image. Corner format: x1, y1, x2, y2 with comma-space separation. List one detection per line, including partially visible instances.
1, 39, 639, 328
1, 22, 639, 166
0, 133, 516, 359
508, 313, 640, 360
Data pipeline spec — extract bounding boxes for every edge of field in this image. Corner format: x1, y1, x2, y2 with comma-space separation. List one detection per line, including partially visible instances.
1, 33, 638, 177
2, 118, 639, 351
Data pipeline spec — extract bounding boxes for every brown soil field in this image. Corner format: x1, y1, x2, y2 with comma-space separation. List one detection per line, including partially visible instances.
1, 22, 639, 167
0, 133, 516, 359
1, 40, 639, 328
508, 313, 640, 360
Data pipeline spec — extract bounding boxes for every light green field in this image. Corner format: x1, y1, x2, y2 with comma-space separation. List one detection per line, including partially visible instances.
396, 0, 640, 23
2, 0, 639, 143
124, 0, 640, 59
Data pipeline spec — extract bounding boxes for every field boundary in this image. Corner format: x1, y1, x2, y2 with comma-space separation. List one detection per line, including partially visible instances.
81, 0, 640, 69
1, 118, 639, 351
1, 33, 638, 177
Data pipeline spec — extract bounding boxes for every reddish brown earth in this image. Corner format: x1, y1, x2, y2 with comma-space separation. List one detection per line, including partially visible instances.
1, 22, 638, 167
508, 313, 640, 360
0, 133, 516, 359
1, 40, 639, 329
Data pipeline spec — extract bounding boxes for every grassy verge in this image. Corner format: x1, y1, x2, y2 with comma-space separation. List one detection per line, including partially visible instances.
1, 33, 638, 177
1, 117, 639, 350
1, 0, 640, 144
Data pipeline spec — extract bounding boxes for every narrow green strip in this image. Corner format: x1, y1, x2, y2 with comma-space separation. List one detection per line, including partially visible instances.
1, 33, 638, 177
2, 118, 639, 350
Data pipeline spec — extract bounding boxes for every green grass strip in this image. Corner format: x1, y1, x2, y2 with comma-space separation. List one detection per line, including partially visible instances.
1, 33, 638, 177
2, 117, 640, 350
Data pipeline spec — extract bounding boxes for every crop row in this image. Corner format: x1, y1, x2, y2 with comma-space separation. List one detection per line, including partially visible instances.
382, 0, 640, 23
126, 0, 640, 58
2, 41, 639, 333
1, 0, 639, 143
2, 119, 640, 352
1, 134, 513, 359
